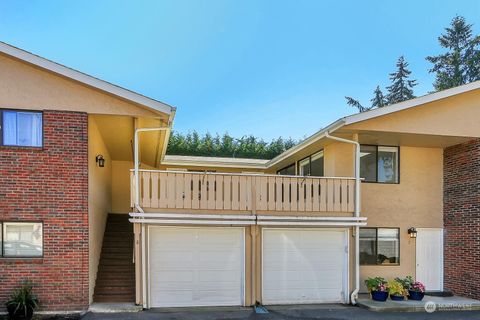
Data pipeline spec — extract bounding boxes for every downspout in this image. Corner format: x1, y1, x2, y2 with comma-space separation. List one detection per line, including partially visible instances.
134, 126, 170, 308
324, 131, 361, 305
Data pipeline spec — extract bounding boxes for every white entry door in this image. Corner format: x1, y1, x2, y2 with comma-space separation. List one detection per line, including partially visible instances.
262, 228, 348, 304
416, 228, 443, 291
148, 226, 244, 307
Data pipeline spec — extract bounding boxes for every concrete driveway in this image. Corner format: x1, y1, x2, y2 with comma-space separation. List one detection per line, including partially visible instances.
81, 304, 480, 320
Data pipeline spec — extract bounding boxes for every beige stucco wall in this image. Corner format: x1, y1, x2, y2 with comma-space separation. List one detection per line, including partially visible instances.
346, 89, 480, 138
88, 117, 113, 303
112, 161, 134, 214
0, 53, 166, 118
359, 146, 443, 291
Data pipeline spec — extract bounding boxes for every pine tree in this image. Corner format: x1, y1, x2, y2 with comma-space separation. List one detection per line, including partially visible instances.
426, 16, 480, 91
371, 85, 387, 108
345, 96, 369, 112
386, 56, 417, 104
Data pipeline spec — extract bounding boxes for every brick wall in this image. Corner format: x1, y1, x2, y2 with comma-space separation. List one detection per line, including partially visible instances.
0, 110, 89, 311
444, 139, 480, 299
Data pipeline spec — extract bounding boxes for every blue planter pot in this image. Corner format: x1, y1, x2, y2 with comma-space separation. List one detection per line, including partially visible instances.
371, 291, 388, 301
390, 294, 404, 301
408, 290, 425, 301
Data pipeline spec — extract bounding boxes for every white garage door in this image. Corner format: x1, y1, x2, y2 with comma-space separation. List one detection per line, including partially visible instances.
262, 228, 348, 304
148, 227, 244, 307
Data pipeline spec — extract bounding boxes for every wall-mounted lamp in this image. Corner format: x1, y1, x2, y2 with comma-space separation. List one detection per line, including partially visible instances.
408, 227, 417, 239
96, 155, 105, 168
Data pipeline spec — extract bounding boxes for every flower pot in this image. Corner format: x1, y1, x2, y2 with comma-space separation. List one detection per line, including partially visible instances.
390, 294, 404, 301
408, 290, 425, 301
371, 291, 388, 301
6, 304, 34, 320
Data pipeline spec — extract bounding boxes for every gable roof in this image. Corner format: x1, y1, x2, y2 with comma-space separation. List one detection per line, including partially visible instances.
266, 80, 480, 168
0, 41, 175, 116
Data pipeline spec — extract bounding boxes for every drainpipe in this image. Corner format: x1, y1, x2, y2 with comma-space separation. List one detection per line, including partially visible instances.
134, 126, 170, 308
324, 131, 361, 305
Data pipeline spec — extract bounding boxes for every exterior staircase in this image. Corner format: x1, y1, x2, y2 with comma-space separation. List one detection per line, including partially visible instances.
93, 214, 135, 302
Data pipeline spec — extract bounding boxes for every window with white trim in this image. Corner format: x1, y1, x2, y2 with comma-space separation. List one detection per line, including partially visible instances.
1, 110, 43, 147
1, 222, 43, 257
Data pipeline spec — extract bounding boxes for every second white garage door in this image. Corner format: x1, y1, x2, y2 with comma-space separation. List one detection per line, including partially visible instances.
149, 227, 244, 307
262, 228, 348, 304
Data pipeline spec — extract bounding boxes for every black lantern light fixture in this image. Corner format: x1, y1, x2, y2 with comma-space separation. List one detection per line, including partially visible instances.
408, 227, 417, 238
96, 154, 105, 168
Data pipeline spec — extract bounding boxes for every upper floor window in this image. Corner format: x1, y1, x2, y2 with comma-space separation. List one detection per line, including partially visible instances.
360, 145, 399, 183
1, 110, 43, 147
299, 150, 324, 177
277, 163, 295, 176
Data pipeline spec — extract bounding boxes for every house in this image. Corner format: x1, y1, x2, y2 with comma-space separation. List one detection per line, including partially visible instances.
0, 42, 478, 312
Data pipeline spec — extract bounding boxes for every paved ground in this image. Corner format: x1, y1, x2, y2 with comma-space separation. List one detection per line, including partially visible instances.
80, 304, 480, 320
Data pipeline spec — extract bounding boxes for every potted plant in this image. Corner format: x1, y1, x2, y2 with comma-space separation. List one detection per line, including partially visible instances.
364, 277, 389, 301
5, 281, 38, 320
394, 275, 414, 291
408, 281, 426, 301
395, 276, 425, 301
388, 280, 406, 301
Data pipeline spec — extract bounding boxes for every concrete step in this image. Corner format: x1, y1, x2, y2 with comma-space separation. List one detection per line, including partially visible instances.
93, 294, 135, 303
94, 286, 135, 295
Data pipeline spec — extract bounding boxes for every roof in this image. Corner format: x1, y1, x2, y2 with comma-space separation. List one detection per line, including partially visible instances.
0, 41, 175, 116
266, 80, 480, 168
163, 155, 269, 169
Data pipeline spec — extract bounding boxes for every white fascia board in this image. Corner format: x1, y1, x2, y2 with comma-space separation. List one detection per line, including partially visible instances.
129, 218, 256, 225
162, 155, 269, 169
344, 80, 480, 125
0, 41, 175, 115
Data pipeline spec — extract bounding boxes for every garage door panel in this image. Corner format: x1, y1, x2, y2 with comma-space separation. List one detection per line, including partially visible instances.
263, 229, 347, 305
264, 270, 302, 283
152, 270, 195, 282
149, 227, 244, 308
198, 270, 242, 282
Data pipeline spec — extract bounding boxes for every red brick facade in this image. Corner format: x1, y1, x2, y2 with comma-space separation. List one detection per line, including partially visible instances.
0, 110, 89, 311
444, 139, 480, 299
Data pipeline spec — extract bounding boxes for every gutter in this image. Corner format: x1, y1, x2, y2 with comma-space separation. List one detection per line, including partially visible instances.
134, 126, 170, 309
266, 118, 346, 168
324, 131, 361, 305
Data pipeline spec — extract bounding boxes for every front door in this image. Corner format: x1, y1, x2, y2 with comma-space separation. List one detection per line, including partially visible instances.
416, 228, 443, 291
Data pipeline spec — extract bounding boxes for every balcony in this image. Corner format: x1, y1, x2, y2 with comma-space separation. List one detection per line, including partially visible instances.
131, 170, 356, 215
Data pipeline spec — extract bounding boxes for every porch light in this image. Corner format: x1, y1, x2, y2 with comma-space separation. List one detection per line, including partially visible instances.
96, 154, 105, 168
408, 227, 417, 238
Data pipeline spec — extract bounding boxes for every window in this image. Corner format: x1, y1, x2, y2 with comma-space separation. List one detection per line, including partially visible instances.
360, 145, 399, 183
1, 110, 43, 147
277, 164, 295, 175
1, 222, 43, 257
298, 150, 324, 177
360, 228, 399, 265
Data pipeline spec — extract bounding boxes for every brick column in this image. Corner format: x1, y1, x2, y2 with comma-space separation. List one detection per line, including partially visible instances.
444, 139, 480, 299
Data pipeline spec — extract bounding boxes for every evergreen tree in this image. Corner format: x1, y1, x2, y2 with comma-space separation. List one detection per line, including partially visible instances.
426, 16, 480, 91
386, 56, 417, 104
166, 131, 297, 159
371, 85, 387, 108
345, 96, 369, 112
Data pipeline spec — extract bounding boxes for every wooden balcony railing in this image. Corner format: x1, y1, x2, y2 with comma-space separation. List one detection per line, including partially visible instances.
131, 170, 356, 214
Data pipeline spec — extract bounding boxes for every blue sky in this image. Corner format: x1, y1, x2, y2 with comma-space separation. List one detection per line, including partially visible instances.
0, 0, 479, 140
